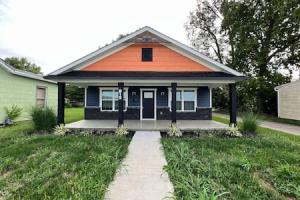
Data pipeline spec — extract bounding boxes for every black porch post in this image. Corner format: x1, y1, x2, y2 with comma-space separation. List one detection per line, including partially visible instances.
118, 82, 124, 126
57, 82, 65, 124
171, 82, 177, 123
229, 83, 237, 126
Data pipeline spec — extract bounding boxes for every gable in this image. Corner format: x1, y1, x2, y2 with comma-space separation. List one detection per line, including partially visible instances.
81, 43, 213, 72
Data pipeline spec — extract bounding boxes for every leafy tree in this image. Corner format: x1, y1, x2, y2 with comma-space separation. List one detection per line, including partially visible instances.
65, 85, 84, 105
186, 0, 300, 114
4, 57, 42, 74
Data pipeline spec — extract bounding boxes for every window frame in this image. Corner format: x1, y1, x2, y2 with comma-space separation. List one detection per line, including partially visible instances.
141, 48, 153, 62
36, 86, 48, 108
168, 88, 197, 112
99, 87, 128, 111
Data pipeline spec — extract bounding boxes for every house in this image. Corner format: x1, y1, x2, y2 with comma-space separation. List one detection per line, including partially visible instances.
275, 79, 300, 120
0, 59, 57, 122
45, 26, 246, 126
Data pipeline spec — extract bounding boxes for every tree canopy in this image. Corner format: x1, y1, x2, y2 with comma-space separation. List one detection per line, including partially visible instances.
186, 0, 300, 114
4, 57, 42, 74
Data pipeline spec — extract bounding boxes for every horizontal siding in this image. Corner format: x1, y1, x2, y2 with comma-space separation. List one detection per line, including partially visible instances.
128, 87, 140, 107
86, 86, 99, 107
197, 87, 210, 107
157, 87, 168, 107
278, 84, 300, 120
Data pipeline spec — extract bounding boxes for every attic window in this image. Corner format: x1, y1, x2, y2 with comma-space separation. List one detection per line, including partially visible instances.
142, 48, 152, 61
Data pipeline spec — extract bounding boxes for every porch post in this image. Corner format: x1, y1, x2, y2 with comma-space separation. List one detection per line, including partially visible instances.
229, 83, 237, 126
171, 82, 177, 123
57, 82, 65, 124
118, 82, 124, 126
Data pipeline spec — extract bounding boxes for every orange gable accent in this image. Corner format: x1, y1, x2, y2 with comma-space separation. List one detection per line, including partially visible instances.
81, 43, 213, 72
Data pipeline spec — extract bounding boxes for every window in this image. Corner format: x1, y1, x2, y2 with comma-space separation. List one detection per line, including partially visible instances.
169, 89, 196, 111
142, 48, 152, 61
36, 87, 47, 107
100, 88, 127, 111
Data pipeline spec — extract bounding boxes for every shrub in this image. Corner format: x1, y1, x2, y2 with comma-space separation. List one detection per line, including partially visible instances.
53, 124, 69, 136
31, 107, 56, 132
4, 105, 22, 120
167, 123, 182, 137
115, 125, 129, 136
225, 125, 243, 137
240, 113, 259, 134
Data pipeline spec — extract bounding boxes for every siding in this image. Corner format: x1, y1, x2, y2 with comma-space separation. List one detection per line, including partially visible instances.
81, 43, 212, 72
157, 87, 168, 107
0, 67, 57, 122
278, 82, 300, 120
128, 87, 140, 107
86, 86, 99, 107
197, 87, 211, 107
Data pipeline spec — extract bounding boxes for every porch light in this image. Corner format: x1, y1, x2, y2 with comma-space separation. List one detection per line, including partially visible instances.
161, 92, 165, 96
132, 91, 136, 96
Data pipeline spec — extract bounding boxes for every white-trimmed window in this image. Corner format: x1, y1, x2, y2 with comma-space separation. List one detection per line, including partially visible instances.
36, 87, 47, 107
169, 89, 197, 111
100, 88, 128, 111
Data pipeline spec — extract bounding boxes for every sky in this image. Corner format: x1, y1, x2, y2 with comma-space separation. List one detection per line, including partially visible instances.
0, 0, 299, 79
0, 0, 197, 74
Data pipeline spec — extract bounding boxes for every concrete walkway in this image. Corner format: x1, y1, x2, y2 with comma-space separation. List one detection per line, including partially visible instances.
104, 131, 174, 200
214, 113, 300, 136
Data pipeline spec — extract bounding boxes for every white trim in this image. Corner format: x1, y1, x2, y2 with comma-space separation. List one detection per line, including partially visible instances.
47, 26, 244, 77
210, 88, 212, 108
277, 89, 280, 118
0, 59, 56, 84
99, 87, 128, 111
84, 87, 87, 107
140, 88, 157, 120
168, 88, 197, 112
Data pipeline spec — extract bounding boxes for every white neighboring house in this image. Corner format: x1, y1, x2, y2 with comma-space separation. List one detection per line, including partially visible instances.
275, 79, 300, 120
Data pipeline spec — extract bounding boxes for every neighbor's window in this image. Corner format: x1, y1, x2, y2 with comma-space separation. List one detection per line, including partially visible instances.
142, 48, 153, 61
170, 89, 196, 111
36, 87, 47, 107
101, 89, 127, 111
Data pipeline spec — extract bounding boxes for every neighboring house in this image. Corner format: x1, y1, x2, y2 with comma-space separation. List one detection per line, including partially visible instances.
0, 59, 57, 122
275, 79, 300, 120
45, 26, 246, 125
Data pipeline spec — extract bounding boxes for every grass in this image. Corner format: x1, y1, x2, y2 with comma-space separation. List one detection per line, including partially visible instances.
216, 110, 300, 126
0, 109, 130, 199
162, 117, 300, 199
65, 107, 84, 123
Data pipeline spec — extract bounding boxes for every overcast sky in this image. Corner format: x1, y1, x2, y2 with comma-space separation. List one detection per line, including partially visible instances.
0, 0, 299, 79
0, 0, 197, 74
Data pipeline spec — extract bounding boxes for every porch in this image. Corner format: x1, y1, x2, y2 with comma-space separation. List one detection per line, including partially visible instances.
66, 120, 228, 131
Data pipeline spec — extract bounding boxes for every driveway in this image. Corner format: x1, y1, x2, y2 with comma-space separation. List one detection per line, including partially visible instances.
214, 113, 300, 136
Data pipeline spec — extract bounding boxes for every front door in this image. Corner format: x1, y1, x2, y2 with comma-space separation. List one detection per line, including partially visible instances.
142, 91, 155, 120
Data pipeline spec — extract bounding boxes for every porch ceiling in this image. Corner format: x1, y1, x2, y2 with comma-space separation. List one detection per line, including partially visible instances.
66, 120, 228, 131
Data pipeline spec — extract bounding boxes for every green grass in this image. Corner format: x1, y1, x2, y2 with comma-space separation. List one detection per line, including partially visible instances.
0, 115, 130, 199
162, 117, 300, 199
65, 107, 84, 123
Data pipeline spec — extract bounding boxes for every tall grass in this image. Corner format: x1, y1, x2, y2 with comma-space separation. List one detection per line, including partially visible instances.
241, 113, 259, 134
30, 107, 56, 132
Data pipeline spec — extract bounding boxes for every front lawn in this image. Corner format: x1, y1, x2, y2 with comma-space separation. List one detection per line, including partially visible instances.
65, 107, 84, 123
162, 120, 300, 199
0, 121, 130, 199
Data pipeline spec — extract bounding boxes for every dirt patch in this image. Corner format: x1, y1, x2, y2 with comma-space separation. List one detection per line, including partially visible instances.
253, 172, 296, 200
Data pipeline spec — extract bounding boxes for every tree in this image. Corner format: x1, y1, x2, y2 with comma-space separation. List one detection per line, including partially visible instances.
4, 57, 42, 74
186, 0, 300, 114
65, 85, 84, 106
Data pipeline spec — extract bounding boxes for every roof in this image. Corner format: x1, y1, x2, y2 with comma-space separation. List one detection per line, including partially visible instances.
45, 71, 246, 81
0, 58, 56, 84
275, 79, 300, 91
46, 26, 245, 77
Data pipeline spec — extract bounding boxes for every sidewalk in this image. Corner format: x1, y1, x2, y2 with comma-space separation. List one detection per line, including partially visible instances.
104, 131, 174, 200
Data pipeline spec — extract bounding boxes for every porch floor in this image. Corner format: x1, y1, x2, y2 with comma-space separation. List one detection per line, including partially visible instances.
66, 120, 228, 131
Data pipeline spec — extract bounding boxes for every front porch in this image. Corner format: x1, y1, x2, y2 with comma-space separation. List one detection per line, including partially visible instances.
66, 119, 228, 131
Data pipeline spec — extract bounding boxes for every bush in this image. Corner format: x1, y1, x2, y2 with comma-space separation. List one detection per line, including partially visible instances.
31, 107, 56, 132
53, 124, 69, 136
115, 125, 129, 136
4, 105, 22, 120
240, 113, 259, 134
167, 123, 182, 137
